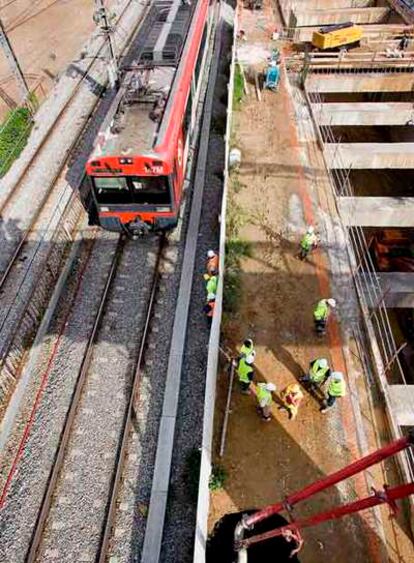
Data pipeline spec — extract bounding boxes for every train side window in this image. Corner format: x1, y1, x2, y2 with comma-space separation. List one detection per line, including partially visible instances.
194, 26, 207, 85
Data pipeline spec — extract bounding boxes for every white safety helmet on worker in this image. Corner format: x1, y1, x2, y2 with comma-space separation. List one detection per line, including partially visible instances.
207, 293, 216, 301
332, 371, 344, 381
327, 298, 336, 308
265, 383, 276, 392
307, 226, 315, 234
245, 352, 255, 365
207, 250, 215, 258
319, 358, 328, 369
244, 338, 253, 347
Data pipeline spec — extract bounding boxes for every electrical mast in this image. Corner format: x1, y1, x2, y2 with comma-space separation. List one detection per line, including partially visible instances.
0, 17, 30, 105
93, 0, 119, 89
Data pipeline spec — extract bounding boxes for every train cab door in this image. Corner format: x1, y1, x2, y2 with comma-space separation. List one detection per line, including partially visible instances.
173, 134, 185, 205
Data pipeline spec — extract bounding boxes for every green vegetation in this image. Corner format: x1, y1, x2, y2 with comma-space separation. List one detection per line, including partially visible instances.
0, 107, 33, 177
223, 236, 252, 314
233, 64, 244, 109
209, 464, 227, 491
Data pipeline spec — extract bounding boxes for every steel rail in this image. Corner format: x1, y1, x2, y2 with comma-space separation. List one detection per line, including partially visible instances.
97, 234, 166, 563
26, 234, 126, 563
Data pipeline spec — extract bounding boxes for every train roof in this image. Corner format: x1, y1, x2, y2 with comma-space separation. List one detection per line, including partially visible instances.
91, 0, 197, 160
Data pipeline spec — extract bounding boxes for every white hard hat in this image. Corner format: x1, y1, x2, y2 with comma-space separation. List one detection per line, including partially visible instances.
207, 250, 215, 258
244, 338, 253, 347
307, 225, 315, 234
245, 354, 255, 365
327, 298, 336, 308
332, 371, 343, 381
271, 60, 277, 67
319, 358, 328, 369
207, 293, 216, 301
265, 382, 276, 392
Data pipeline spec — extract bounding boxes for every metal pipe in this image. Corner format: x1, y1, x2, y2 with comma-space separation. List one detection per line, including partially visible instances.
243, 432, 414, 528
219, 360, 235, 457
241, 482, 414, 549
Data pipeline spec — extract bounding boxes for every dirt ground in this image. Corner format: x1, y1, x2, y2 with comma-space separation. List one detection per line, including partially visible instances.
0, 0, 101, 119
208, 1, 414, 562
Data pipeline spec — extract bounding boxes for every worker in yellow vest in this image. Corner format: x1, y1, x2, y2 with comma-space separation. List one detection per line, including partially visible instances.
301, 358, 330, 389
256, 382, 276, 422
206, 250, 219, 276
320, 371, 346, 413
299, 225, 318, 260
313, 298, 336, 335
237, 352, 255, 394
204, 273, 218, 297
238, 338, 255, 360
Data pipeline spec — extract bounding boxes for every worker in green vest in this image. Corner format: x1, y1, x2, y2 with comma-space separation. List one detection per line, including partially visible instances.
237, 352, 255, 394
301, 358, 330, 388
299, 225, 318, 260
238, 338, 255, 360
313, 298, 336, 334
204, 273, 218, 297
256, 382, 276, 422
320, 371, 346, 413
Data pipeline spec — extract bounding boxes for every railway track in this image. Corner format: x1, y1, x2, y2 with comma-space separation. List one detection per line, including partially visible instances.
0, 0, 153, 413
21, 235, 164, 562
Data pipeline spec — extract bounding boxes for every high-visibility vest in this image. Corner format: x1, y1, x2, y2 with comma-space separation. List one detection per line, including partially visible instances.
300, 233, 313, 251
256, 383, 272, 407
310, 360, 329, 383
239, 343, 254, 358
313, 299, 328, 321
328, 378, 346, 397
206, 275, 218, 295
237, 358, 253, 384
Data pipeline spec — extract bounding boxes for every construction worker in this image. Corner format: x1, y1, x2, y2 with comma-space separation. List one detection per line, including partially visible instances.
320, 371, 346, 413
299, 225, 318, 260
238, 338, 255, 360
204, 273, 218, 297
256, 382, 276, 421
206, 249, 219, 276
203, 293, 216, 323
301, 358, 330, 388
237, 352, 255, 394
280, 383, 304, 420
313, 298, 336, 334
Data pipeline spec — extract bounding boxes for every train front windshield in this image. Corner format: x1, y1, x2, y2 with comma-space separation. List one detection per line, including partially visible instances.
93, 176, 171, 205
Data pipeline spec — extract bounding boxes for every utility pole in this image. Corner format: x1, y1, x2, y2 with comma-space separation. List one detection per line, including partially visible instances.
0, 17, 30, 105
93, 0, 119, 89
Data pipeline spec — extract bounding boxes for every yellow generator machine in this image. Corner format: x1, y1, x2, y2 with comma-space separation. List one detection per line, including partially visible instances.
312, 22, 362, 51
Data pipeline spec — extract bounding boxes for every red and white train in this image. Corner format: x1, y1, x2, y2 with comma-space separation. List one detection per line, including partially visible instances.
85, 0, 213, 236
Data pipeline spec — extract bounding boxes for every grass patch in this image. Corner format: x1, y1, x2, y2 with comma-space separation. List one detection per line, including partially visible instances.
233, 64, 244, 109
209, 464, 227, 491
223, 238, 252, 314
0, 107, 33, 177
230, 171, 245, 194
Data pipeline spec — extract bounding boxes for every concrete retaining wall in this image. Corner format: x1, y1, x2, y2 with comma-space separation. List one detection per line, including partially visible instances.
193, 3, 236, 562
293, 7, 389, 27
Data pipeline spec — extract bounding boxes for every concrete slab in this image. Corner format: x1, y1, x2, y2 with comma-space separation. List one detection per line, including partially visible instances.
324, 143, 414, 168
306, 72, 414, 93
312, 102, 414, 126
338, 196, 414, 227
292, 7, 389, 27
375, 273, 414, 307
387, 385, 414, 425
